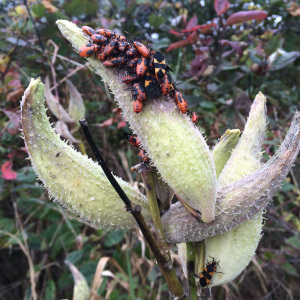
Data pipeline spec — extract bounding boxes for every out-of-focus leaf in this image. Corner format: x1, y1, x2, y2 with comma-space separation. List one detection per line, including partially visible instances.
285, 236, 300, 250
216, 72, 244, 94
287, 2, 300, 16
1, 161, 17, 180
152, 37, 170, 50
186, 14, 198, 30
45, 280, 56, 300
281, 262, 298, 276
220, 40, 243, 57
264, 34, 281, 56
64, 0, 98, 17
67, 80, 85, 131
269, 49, 300, 71
148, 14, 164, 27
190, 55, 208, 78
169, 29, 181, 36
166, 39, 192, 52
0, 109, 20, 135
45, 77, 74, 123
225, 10, 268, 26
55, 121, 80, 143
65, 261, 90, 300
42, 0, 58, 13
214, 0, 230, 15
103, 230, 126, 247
31, 3, 45, 18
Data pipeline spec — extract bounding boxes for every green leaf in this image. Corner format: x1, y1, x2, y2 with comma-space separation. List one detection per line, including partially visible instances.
148, 14, 164, 27
31, 4, 45, 18
285, 236, 300, 250
45, 280, 56, 300
103, 230, 126, 247
66, 250, 84, 264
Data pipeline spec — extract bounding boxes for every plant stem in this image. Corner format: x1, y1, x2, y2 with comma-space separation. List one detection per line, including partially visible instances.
186, 242, 198, 300
80, 120, 185, 298
140, 165, 185, 298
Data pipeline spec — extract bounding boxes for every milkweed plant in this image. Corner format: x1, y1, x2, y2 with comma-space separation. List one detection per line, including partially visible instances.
20, 20, 300, 299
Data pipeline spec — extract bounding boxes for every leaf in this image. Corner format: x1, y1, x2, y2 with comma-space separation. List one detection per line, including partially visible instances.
67, 80, 85, 130
55, 121, 80, 143
186, 14, 198, 30
31, 3, 45, 18
148, 14, 164, 27
214, 0, 230, 16
216, 72, 244, 94
220, 40, 243, 57
269, 49, 300, 71
44, 77, 74, 123
225, 10, 268, 26
166, 39, 192, 52
1, 161, 17, 180
65, 261, 90, 300
169, 29, 181, 36
45, 280, 56, 300
103, 230, 126, 247
0, 109, 20, 135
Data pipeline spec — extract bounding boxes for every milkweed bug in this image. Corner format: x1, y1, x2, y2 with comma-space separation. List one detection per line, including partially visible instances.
147, 51, 155, 70
128, 56, 140, 69
160, 74, 174, 95
103, 38, 118, 57
153, 51, 171, 83
192, 111, 198, 124
195, 258, 222, 288
97, 29, 115, 38
82, 26, 96, 36
126, 47, 139, 57
122, 74, 138, 84
117, 40, 126, 52
91, 34, 108, 44
144, 71, 162, 98
103, 55, 125, 67
79, 43, 100, 57
174, 91, 189, 114
133, 41, 150, 58
124, 133, 141, 148
139, 149, 150, 163
133, 98, 143, 113
136, 57, 148, 77
132, 82, 146, 102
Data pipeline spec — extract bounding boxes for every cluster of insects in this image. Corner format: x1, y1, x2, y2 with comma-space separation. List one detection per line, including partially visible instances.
79, 25, 198, 123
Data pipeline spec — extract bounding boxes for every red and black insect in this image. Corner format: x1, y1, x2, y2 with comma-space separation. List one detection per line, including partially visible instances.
153, 51, 171, 82
136, 57, 148, 77
133, 98, 143, 113
174, 91, 189, 114
97, 29, 115, 38
91, 34, 108, 44
103, 38, 118, 58
82, 26, 96, 36
103, 55, 126, 67
79, 43, 100, 57
132, 82, 146, 102
192, 112, 198, 124
160, 74, 174, 95
133, 41, 150, 58
139, 149, 150, 163
126, 47, 139, 57
144, 71, 162, 99
117, 40, 126, 52
128, 56, 141, 69
122, 74, 138, 84
124, 133, 141, 149
195, 258, 222, 288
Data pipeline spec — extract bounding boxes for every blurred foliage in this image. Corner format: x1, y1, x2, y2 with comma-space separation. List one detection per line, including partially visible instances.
0, 0, 299, 299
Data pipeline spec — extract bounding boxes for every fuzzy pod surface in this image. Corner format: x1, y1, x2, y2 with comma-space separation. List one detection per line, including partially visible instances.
21, 78, 152, 229
56, 20, 217, 223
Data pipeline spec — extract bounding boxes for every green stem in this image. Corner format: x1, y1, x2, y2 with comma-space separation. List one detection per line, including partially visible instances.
186, 242, 198, 300
140, 166, 185, 298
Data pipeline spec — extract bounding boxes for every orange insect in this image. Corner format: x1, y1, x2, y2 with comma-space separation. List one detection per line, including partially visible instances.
79, 44, 99, 57
192, 112, 198, 124
133, 98, 143, 113
174, 91, 189, 114
82, 26, 96, 36
132, 83, 146, 102
160, 74, 174, 95
133, 41, 150, 58
136, 57, 148, 77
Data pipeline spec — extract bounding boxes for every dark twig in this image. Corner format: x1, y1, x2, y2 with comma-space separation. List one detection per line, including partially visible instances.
23, 0, 45, 52
79, 119, 185, 298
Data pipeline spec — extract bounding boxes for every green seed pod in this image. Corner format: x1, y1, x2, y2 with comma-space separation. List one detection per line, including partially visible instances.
21, 78, 152, 230
56, 20, 217, 223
